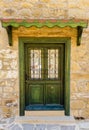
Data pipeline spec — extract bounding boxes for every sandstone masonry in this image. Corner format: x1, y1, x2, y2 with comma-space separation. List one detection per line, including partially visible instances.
0, 0, 89, 118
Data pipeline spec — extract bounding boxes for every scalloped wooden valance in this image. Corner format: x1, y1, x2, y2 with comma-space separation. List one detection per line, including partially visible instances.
1, 19, 88, 46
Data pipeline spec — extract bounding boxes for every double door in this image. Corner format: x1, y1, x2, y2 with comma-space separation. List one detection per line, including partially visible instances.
25, 43, 64, 110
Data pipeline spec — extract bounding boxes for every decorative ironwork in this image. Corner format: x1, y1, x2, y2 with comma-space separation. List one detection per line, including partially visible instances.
30, 49, 41, 79
30, 48, 59, 79
48, 49, 58, 78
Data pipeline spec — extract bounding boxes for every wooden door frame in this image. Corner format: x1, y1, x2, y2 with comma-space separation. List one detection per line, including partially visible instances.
19, 37, 71, 116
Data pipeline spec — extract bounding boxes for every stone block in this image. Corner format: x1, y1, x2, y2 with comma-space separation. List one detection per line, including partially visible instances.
21, 3, 33, 8
6, 70, 18, 79
78, 0, 89, 10
71, 62, 81, 73
0, 71, 7, 79
3, 9, 15, 16
70, 81, 78, 93
70, 93, 77, 100
71, 100, 86, 109
0, 98, 2, 105
86, 100, 89, 108
78, 81, 89, 93
1, 106, 11, 117
4, 87, 13, 93
10, 60, 17, 70
3, 93, 13, 99
71, 74, 89, 80
19, 9, 32, 18
3, 59, 11, 70
71, 110, 79, 117
79, 109, 89, 118
68, 8, 86, 19
40, 0, 51, 2
0, 60, 2, 69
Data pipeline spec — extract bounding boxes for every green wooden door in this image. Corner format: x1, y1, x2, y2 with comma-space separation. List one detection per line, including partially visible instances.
25, 43, 64, 110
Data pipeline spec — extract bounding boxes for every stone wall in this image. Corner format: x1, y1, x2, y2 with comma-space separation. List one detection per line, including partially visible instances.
0, 0, 89, 19
70, 27, 89, 118
0, 0, 89, 118
0, 22, 19, 117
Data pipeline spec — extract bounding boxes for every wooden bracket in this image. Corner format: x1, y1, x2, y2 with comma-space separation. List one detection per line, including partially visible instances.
6, 26, 12, 46
77, 26, 83, 46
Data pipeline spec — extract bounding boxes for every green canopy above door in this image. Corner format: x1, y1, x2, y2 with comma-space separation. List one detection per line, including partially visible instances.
1, 19, 88, 46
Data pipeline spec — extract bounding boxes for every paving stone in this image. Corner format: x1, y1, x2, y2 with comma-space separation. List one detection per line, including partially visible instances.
7, 124, 23, 130
61, 126, 75, 130
78, 122, 89, 130
34, 124, 46, 130
46, 124, 60, 130
22, 124, 36, 130
9, 117, 15, 123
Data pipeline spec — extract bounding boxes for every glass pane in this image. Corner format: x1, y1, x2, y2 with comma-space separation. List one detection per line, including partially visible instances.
48, 49, 58, 78
30, 49, 41, 79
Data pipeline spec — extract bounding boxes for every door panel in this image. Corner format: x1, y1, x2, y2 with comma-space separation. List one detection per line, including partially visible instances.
46, 84, 60, 104
30, 84, 44, 104
25, 43, 64, 110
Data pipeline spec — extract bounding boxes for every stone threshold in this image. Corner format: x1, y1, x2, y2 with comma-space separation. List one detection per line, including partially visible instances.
15, 116, 76, 124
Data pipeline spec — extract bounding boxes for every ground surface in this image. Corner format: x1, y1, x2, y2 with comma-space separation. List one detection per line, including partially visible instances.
0, 116, 89, 130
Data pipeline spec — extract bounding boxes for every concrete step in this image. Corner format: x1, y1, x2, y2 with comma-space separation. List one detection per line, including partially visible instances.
25, 110, 65, 116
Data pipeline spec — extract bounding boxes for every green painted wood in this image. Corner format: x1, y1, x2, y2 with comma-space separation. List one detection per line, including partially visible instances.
19, 37, 71, 115
64, 39, 71, 116
46, 84, 60, 104
2, 19, 88, 28
60, 45, 65, 105
30, 84, 44, 104
19, 37, 70, 44
19, 39, 25, 116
